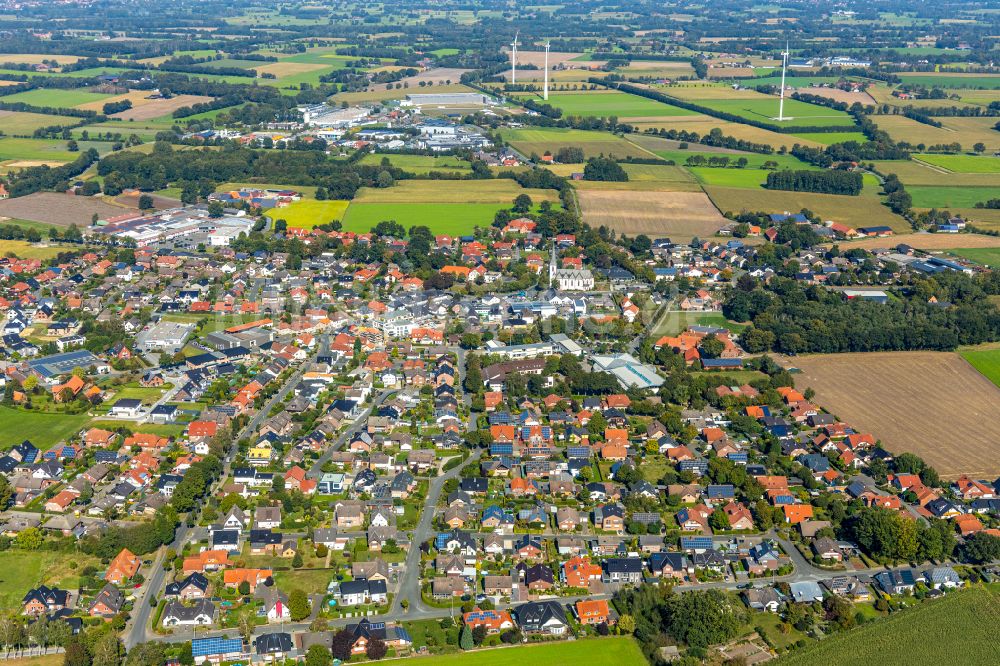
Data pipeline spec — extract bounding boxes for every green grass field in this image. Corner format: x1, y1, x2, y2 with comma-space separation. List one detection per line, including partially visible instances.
949, 248, 1000, 267
689, 166, 770, 188
269, 199, 350, 229
0, 406, 92, 451
694, 96, 859, 128
776, 587, 1000, 665
0, 88, 114, 108
896, 73, 1000, 89
342, 203, 503, 235
386, 637, 646, 666
907, 186, 998, 208
0, 551, 101, 609
531, 90, 696, 118
653, 311, 748, 337
961, 348, 1000, 387
915, 154, 1000, 173
358, 153, 471, 174
0, 113, 82, 136
790, 131, 870, 145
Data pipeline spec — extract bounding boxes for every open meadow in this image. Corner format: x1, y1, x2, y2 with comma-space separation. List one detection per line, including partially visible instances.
0, 405, 92, 451
0, 111, 83, 136
776, 587, 1000, 666
0, 550, 102, 610
784, 351, 1000, 479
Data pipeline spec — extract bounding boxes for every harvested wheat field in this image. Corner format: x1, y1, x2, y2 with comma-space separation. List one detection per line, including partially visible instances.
578, 189, 726, 239
75, 90, 155, 113
110, 94, 213, 121
800, 88, 876, 106
831, 232, 1000, 251
786, 351, 1000, 479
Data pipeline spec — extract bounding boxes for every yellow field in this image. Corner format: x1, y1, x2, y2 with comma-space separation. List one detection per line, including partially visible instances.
829, 232, 1000, 250
0, 53, 83, 66
271, 199, 349, 229
578, 189, 727, 239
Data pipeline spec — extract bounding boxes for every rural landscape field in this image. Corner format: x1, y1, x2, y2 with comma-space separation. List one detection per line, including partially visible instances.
0, 1, 998, 666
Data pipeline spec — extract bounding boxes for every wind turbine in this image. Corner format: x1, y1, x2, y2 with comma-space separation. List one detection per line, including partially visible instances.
543, 40, 550, 100
777, 41, 789, 121
511, 31, 519, 84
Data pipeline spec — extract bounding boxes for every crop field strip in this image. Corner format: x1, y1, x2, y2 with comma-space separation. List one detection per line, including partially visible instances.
785, 351, 1000, 479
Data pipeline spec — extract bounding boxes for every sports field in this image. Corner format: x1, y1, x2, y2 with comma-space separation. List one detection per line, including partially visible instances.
785, 351, 1000, 479
777, 587, 1000, 666
532, 90, 696, 118
386, 637, 646, 666
270, 199, 350, 229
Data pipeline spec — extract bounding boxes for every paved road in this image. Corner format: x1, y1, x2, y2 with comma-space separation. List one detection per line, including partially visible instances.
306, 388, 399, 480
125, 358, 311, 648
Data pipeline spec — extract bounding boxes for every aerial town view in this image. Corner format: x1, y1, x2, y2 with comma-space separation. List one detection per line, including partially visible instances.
0, 0, 999, 665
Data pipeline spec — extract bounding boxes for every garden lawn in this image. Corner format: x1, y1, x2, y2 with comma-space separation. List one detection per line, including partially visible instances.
776, 587, 1000, 665
0, 406, 92, 451
268, 199, 350, 229
385, 637, 646, 666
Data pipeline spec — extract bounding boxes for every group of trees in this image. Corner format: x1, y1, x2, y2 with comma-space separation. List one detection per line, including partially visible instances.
765, 168, 863, 195
170, 455, 223, 513
614, 585, 745, 662
724, 270, 1000, 354
583, 156, 629, 182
